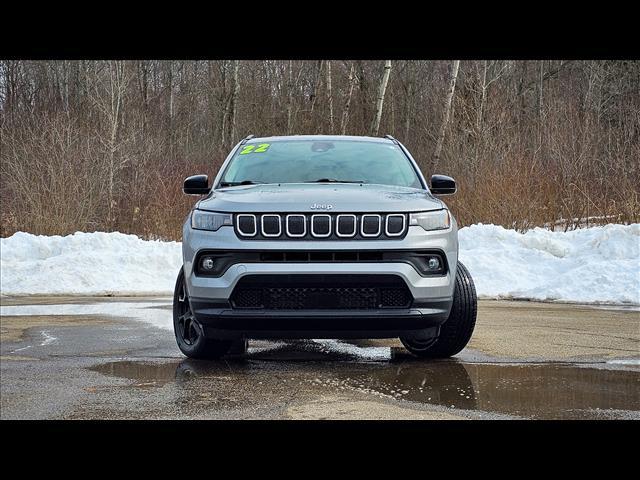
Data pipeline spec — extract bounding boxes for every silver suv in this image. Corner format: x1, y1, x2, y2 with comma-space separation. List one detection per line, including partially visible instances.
173, 135, 477, 359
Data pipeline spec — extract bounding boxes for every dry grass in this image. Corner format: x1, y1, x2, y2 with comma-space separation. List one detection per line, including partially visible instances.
1, 60, 638, 239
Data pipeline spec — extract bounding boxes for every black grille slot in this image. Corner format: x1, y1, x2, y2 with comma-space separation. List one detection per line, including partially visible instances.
261, 215, 281, 236
337, 215, 357, 237
285, 251, 308, 262
286, 215, 306, 236
386, 215, 405, 235
261, 252, 285, 261
335, 251, 358, 261
237, 215, 257, 236
362, 215, 381, 236
230, 274, 413, 310
257, 251, 386, 262
359, 251, 383, 261
311, 215, 331, 237
309, 252, 332, 261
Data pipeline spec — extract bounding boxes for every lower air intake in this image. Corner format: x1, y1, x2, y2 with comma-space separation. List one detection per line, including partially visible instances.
229, 275, 412, 310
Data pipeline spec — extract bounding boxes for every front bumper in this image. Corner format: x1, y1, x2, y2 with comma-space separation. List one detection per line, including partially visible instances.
182, 223, 458, 339
192, 302, 451, 340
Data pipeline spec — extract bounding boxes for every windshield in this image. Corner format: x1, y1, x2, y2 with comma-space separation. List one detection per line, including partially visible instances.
218, 139, 423, 189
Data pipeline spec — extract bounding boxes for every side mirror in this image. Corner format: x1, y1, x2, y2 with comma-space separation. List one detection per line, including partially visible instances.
183, 175, 210, 195
430, 174, 456, 195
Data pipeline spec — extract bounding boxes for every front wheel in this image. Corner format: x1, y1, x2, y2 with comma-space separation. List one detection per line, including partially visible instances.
401, 262, 477, 358
173, 268, 233, 359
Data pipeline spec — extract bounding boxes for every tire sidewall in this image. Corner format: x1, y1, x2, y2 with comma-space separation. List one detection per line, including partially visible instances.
401, 261, 477, 358
173, 268, 207, 357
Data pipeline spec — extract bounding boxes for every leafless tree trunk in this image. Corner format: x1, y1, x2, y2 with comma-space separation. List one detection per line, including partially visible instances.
432, 60, 460, 172
219, 61, 229, 147
87, 61, 131, 230
370, 60, 392, 136
340, 63, 356, 135
309, 60, 323, 114
286, 60, 293, 134
326, 60, 334, 133
477, 60, 488, 131
228, 60, 240, 146
404, 81, 413, 141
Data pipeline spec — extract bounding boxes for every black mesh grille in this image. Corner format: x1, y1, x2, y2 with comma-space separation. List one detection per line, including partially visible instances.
337, 215, 357, 236
380, 288, 412, 307
362, 215, 381, 235
237, 215, 256, 236
311, 215, 331, 236
231, 289, 262, 309
386, 215, 404, 235
287, 215, 305, 235
262, 215, 281, 235
230, 275, 412, 310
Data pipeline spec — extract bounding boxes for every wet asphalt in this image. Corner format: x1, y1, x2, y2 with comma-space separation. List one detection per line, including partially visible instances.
0, 297, 638, 420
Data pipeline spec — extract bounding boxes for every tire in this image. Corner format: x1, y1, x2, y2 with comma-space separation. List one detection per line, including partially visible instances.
401, 262, 477, 358
173, 268, 233, 359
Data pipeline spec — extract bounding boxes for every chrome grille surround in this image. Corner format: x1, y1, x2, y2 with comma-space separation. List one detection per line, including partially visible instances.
385, 213, 406, 237
236, 214, 257, 237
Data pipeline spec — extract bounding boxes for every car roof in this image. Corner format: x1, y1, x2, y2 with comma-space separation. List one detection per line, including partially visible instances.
245, 134, 394, 144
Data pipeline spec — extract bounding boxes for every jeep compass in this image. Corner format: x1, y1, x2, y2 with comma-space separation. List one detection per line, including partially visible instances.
174, 135, 477, 359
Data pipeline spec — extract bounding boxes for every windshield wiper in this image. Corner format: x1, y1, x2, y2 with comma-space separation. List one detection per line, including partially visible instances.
306, 178, 365, 184
219, 180, 265, 187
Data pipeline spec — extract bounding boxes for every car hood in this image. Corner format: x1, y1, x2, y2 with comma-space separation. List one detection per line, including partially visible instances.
197, 183, 444, 213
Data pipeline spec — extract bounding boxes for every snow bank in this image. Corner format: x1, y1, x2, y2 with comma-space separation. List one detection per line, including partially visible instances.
1, 224, 639, 304
458, 223, 640, 304
0, 231, 182, 296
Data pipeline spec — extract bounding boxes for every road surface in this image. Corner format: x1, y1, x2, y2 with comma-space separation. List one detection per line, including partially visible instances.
1, 297, 638, 420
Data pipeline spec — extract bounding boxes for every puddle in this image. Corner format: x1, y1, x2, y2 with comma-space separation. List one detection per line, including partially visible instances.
88, 341, 640, 419
585, 304, 640, 312
90, 361, 181, 385
341, 361, 640, 419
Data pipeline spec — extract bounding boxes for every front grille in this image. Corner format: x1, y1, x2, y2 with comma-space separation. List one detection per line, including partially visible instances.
229, 274, 413, 310
259, 251, 383, 262
234, 213, 408, 240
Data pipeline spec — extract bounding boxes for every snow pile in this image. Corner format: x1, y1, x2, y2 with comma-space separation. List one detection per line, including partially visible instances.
1, 224, 639, 304
0, 231, 182, 296
458, 223, 640, 304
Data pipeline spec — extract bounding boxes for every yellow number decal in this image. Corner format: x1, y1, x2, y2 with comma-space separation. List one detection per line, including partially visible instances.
254, 143, 270, 153
240, 145, 255, 155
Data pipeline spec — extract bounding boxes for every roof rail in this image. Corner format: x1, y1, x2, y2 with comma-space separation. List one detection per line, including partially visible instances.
240, 134, 255, 145
384, 134, 399, 144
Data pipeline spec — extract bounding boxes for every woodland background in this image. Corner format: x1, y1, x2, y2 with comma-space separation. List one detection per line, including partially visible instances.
1, 60, 638, 240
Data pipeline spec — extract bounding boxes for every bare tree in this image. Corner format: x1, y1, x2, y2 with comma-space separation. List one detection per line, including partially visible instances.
431, 60, 460, 172
88, 61, 132, 229
370, 60, 392, 136
326, 60, 334, 133
340, 62, 357, 135
228, 60, 240, 146
2, 59, 638, 239
286, 60, 294, 134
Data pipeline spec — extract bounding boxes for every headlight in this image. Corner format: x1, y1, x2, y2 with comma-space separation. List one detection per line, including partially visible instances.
409, 210, 451, 231
191, 210, 232, 231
